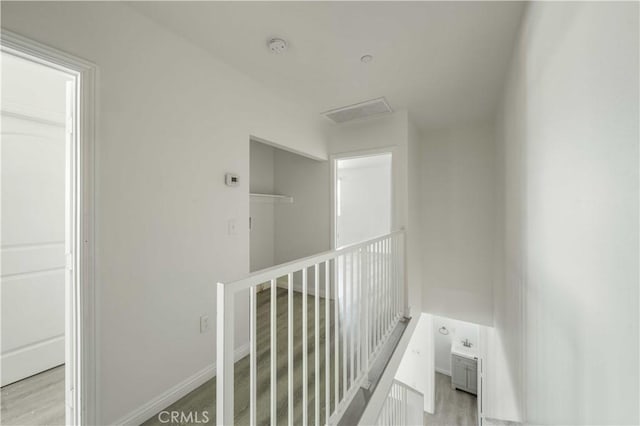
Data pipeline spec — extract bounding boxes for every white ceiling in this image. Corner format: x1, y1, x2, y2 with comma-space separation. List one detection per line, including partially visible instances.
130, 1, 525, 132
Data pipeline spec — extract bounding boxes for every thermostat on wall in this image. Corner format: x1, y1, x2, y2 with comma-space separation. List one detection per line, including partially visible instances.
225, 173, 240, 187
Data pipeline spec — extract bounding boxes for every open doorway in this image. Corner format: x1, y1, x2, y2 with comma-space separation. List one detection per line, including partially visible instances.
1, 33, 95, 425
427, 315, 480, 425
1, 45, 74, 426
333, 152, 392, 248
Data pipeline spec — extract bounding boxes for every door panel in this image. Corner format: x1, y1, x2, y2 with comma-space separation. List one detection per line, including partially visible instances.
452, 356, 466, 388
468, 364, 478, 394
1, 54, 70, 386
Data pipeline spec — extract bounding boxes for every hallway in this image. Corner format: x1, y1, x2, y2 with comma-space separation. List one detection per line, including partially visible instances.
2, 2, 637, 425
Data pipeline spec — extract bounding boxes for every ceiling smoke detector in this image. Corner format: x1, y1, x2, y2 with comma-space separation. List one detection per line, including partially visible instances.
268, 38, 288, 54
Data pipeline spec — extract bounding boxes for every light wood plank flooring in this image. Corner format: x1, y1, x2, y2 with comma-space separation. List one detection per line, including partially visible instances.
424, 372, 477, 426
143, 287, 345, 426
0, 365, 65, 425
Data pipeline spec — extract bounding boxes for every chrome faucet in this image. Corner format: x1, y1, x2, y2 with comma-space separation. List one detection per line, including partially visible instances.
462, 339, 472, 348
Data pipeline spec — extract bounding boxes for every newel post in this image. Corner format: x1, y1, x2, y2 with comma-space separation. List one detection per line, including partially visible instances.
216, 282, 234, 425
402, 230, 409, 318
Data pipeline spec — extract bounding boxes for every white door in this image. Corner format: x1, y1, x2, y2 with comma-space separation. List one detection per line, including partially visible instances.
335, 152, 392, 248
0, 52, 73, 386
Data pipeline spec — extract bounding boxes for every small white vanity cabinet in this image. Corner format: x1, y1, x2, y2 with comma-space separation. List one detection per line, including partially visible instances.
451, 353, 478, 395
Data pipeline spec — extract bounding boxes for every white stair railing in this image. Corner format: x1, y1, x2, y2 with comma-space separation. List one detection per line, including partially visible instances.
216, 230, 406, 425
374, 380, 424, 426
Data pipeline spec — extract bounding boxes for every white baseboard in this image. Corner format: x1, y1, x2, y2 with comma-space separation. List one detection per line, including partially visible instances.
112, 343, 249, 426
435, 367, 451, 376
1, 335, 65, 386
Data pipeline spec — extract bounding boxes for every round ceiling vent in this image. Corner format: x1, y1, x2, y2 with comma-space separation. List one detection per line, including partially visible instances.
268, 38, 288, 54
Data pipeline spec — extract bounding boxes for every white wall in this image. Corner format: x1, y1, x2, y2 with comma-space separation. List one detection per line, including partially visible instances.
395, 313, 434, 414
1, 2, 328, 423
249, 141, 276, 271
274, 148, 330, 264
493, 2, 639, 424
1, 53, 71, 385
420, 124, 495, 326
249, 140, 276, 194
407, 118, 424, 316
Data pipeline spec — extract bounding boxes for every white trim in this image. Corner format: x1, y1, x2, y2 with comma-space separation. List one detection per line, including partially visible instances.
435, 367, 451, 377
223, 230, 404, 294
113, 344, 250, 426
250, 134, 327, 162
1, 30, 98, 426
1, 337, 65, 387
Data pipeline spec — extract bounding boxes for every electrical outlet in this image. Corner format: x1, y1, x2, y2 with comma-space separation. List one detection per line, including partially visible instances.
200, 315, 209, 333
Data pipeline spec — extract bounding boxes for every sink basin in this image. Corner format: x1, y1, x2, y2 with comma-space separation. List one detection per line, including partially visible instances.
451, 343, 477, 360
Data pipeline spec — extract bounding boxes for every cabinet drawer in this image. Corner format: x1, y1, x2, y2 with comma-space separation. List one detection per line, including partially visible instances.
452, 354, 477, 369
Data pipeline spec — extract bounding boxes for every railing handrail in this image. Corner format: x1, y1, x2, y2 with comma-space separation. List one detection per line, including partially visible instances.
219, 229, 405, 294
373, 379, 424, 426
358, 315, 419, 426
217, 229, 407, 426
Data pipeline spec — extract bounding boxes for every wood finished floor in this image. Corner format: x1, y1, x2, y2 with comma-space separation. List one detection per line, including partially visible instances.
423, 372, 477, 426
143, 287, 347, 426
0, 288, 375, 426
0, 365, 65, 426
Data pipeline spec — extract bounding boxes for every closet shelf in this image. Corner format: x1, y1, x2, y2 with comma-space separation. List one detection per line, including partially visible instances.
250, 193, 294, 204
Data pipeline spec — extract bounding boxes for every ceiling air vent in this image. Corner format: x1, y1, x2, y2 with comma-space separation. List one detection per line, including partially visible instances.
322, 97, 392, 124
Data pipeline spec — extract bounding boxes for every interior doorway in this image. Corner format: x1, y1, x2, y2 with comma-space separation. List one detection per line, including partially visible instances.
333, 152, 392, 248
427, 315, 481, 425
1, 33, 95, 425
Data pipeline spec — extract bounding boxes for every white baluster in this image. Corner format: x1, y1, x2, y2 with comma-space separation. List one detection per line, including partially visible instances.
349, 251, 355, 388
303, 268, 308, 426
250, 286, 256, 426
288, 273, 294, 425
314, 264, 320, 426
270, 278, 277, 425
334, 257, 339, 412
342, 254, 347, 399
216, 283, 234, 426
357, 248, 362, 378
325, 260, 330, 424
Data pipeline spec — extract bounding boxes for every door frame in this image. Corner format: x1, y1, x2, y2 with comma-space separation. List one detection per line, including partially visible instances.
330, 146, 395, 249
1, 30, 97, 425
